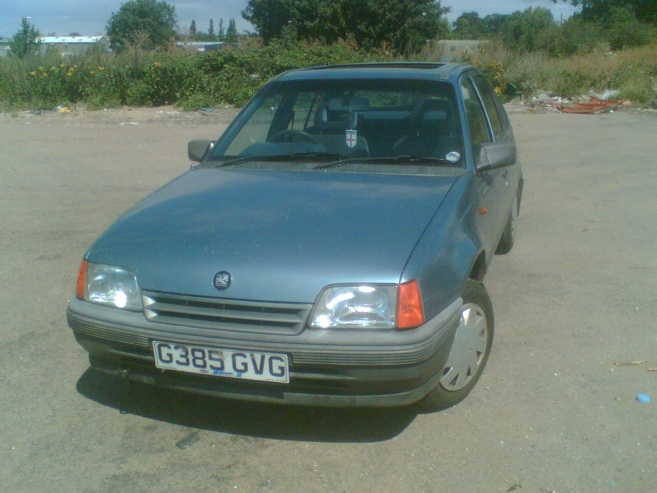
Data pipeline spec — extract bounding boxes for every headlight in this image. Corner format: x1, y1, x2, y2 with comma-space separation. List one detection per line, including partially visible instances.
76, 260, 142, 310
309, 285, 397, 329
309, 281, 425, 330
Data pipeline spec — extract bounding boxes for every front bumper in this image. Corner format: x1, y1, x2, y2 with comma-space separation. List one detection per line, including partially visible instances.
67, 297, 461, 407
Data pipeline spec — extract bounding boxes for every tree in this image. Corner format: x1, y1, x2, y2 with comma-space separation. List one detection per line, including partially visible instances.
209, 19, 215, 37
552, 0, 656, 48
602, 5, 655, 49
453, 12, 486, 39
537, 16, 603, 56
106, 0, 177, 53
8, 17, 41, 58
218, 18, 225, 41
552, 0, 657, 25
242, 0, 450, 53
226, 18, 238, 43
459, 8, 556, 52
502, 7, 554, 52
190, 19, 197, 37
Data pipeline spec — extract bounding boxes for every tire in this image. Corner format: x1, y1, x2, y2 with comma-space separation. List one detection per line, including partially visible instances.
421, 280, 494, 412
496, 197, 517, 255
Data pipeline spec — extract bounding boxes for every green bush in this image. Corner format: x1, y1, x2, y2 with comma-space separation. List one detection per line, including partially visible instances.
1, 40, 655, 110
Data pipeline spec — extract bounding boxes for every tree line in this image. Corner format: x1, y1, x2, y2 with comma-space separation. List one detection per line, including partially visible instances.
187, 18, 239, 43
7, 0, 657, 59
454, 1, 656, 54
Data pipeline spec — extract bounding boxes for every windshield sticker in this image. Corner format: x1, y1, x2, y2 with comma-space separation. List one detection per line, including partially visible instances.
345, 129, 357, 149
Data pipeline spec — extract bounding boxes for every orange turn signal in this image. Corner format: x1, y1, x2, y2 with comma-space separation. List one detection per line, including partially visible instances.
396, 280, 425, 329
76, 260, 88, 299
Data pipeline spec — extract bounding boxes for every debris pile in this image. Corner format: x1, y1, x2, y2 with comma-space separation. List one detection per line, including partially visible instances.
555, 96, 624, 114
507, 90, 632, 114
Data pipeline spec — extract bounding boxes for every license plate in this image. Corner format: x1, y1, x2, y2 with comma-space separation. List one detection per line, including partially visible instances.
153, 341, 289, 383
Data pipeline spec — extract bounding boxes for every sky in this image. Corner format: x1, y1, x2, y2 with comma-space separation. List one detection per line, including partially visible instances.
0, 0, 579, 39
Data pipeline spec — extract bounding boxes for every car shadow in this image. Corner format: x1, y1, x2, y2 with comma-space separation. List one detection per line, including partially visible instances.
76, 368, 418, 443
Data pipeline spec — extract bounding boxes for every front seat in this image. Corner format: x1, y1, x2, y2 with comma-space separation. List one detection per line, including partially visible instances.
393, 99, 460, 162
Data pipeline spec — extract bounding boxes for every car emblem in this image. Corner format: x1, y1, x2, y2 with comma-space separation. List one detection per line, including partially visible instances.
213, 271, 232, 290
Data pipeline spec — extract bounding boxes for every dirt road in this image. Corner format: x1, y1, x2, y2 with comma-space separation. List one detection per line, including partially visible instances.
1, 107, 656, 493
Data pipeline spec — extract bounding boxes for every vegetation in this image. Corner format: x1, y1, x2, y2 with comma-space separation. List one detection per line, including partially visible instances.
8, 18, 41, 58
184, 18, 238, 42
0, 41, 391, 111
0, 0, 655, 111
455, 41, 657, 103
452, 5, 656, 55
243, 0, 450, 53
106, 0, 177, 53
555, 0, 657, 25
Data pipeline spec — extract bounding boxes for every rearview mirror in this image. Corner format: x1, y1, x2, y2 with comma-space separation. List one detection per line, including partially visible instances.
188, 139, 215, 162
476, 141, 516, 172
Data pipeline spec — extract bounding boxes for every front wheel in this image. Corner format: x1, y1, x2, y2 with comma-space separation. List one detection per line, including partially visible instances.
421, 280, 494, 412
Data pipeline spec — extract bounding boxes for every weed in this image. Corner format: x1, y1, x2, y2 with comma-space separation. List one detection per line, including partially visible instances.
1, 42, 655, 110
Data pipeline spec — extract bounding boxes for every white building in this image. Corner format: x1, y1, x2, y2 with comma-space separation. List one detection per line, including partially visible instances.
38, 36, 111, 56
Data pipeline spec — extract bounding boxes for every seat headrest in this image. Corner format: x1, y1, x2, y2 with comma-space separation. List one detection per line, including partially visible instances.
314, 98, 361, 131
413, 98, 450, 120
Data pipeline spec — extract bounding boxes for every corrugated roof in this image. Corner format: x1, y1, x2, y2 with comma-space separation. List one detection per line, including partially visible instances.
39, 36, 106, 44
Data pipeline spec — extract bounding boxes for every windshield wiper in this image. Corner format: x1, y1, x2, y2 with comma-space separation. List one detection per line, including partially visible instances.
209, 152, 343, 168
315, 155, 455, 170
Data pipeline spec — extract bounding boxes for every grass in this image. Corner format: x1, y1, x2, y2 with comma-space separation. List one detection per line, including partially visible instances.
460, 42, 657, 103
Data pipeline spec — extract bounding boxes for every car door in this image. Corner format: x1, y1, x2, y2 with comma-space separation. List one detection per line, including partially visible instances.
460, 75, 517, 259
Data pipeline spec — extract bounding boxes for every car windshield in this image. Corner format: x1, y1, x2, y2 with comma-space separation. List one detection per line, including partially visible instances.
207, 78, 464, 169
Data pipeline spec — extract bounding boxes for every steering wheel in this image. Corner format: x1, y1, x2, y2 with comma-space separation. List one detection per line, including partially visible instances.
269, 130, 321, 144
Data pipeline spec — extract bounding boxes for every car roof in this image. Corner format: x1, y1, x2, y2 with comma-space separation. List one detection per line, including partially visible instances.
273, 62, 476, 84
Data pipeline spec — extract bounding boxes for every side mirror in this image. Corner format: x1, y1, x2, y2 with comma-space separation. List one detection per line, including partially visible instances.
476, 141, 516, 172
188, 139, 215, 162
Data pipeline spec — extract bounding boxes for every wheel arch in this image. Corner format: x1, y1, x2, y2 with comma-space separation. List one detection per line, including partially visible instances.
468, 251, 488, 282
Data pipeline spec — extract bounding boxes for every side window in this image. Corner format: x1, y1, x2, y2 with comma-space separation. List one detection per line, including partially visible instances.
461, 78, 491, 159
224, 92, 283, 155
472, 75, 507, 141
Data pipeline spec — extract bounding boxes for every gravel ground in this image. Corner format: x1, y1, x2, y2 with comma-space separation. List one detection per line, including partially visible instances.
1, 106, 656, 493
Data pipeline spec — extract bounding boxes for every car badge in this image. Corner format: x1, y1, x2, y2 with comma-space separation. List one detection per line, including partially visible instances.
345, 129, 357, 149
213, 271, 232, 290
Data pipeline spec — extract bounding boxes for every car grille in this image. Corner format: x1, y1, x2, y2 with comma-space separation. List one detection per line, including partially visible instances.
142, 291, 312, 335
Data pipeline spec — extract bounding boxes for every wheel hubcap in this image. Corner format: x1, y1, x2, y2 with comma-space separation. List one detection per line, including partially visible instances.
439, 302, 488, 391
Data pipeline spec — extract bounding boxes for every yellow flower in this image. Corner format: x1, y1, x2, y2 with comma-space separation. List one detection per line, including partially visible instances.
30, 71, 37, 76
98, 66, 105, 71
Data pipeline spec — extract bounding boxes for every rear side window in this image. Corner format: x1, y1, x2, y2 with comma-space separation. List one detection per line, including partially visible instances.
461, 78, 491, 158
472, 75, 508, 141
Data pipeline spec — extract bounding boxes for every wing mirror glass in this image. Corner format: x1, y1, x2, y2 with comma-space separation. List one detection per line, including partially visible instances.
188, 139, 215, 162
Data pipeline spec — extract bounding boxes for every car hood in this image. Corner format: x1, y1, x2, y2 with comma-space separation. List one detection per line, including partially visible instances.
88, 168, 459, 303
